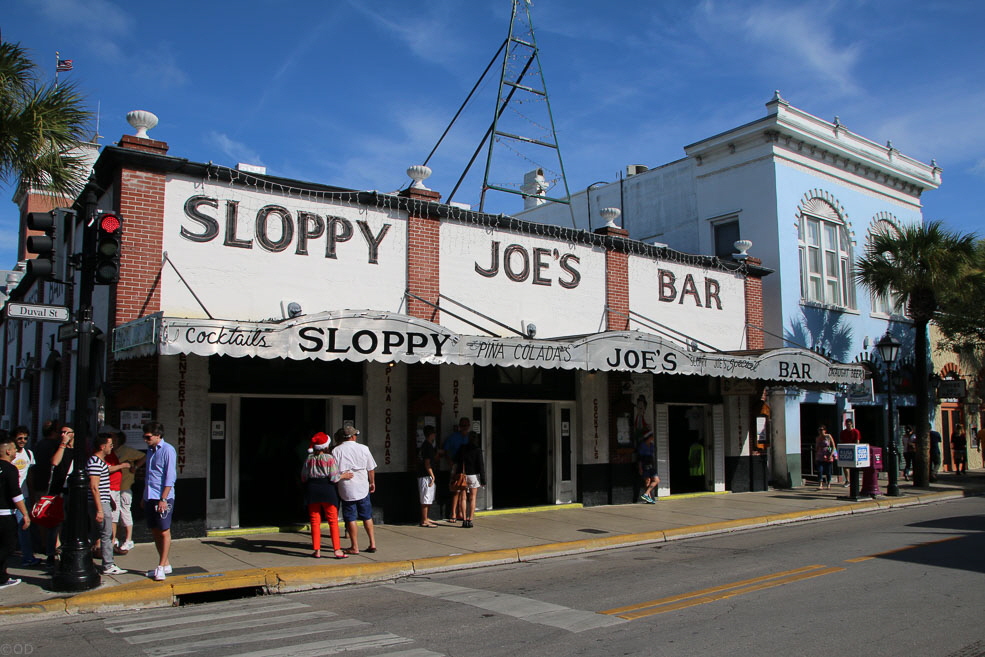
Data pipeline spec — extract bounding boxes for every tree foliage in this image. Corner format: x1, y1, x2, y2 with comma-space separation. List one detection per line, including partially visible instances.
934, 238, 985, 351
856, 220, 981, 487
0, 40, 93, 198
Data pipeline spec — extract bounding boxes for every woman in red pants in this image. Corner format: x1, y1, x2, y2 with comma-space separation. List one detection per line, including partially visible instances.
301, 432, 352, 558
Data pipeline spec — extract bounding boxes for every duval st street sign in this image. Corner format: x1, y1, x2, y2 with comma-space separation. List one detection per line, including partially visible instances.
6, 302, 70, 322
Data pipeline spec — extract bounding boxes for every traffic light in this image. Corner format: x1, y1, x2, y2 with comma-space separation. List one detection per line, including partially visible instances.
94, 211, 123, 285
25, 211, 58, 279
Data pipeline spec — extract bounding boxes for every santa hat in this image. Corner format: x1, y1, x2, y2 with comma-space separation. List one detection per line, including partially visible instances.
308, 431, 330, 453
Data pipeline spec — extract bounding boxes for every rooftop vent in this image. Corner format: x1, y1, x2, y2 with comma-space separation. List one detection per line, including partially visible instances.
626, 164, 648, 177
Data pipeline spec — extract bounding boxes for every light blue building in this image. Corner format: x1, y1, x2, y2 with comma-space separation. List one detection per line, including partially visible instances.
519, 93, 941, 486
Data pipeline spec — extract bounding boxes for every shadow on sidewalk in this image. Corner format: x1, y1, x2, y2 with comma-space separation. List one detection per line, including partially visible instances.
202, 537, 310, 558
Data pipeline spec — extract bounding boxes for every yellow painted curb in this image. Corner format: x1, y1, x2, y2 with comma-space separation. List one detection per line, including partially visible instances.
270, 561, 415, 593
475, 503, 583, 518
413, 549, 520, 573
168, 568, 269, 597
0, 598, 68, 617
663, 516, 769, 540
67, 582, 173, 613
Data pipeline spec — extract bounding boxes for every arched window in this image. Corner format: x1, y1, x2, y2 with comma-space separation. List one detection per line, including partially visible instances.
869, 217, 906, 316
797, 197, 855, 309
868, 216, 906, 316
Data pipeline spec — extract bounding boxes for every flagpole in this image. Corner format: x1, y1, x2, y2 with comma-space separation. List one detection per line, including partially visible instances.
55, 50, 59, 86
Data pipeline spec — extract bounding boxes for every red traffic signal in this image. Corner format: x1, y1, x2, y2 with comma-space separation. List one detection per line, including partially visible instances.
94, 211, 123, 285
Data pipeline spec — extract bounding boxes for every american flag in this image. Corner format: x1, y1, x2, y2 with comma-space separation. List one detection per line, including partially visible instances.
56, 59, 73, 72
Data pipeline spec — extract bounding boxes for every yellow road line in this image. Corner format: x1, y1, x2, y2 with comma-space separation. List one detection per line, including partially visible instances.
608, 566, 845, 620
844, 535, 964, 562
601, 565, 829, 616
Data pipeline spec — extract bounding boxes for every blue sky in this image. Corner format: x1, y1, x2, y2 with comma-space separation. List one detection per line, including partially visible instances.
3, 0, 982, 267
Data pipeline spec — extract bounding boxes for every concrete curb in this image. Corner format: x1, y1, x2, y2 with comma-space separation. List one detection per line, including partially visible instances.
0, 488, 970, 619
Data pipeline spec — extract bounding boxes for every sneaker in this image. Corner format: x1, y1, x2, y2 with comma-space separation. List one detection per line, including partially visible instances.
146, 564, 172, 578
646, 495, 657, 504
0, 578, 22, 589
103, 564, 127, 576
20, 557, 41, 567
640, 494, 651, 503
121, 540, 135, 551
152, 566, 167, 581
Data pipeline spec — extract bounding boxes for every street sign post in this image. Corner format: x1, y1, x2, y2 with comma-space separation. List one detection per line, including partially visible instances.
57, 322, 79, 342
6, 302, 71, 322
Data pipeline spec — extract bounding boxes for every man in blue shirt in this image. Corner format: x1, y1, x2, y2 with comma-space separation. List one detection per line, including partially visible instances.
142, 422, 176, 581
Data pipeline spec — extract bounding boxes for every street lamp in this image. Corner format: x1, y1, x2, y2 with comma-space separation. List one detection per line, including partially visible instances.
585, 181, 608, 231
876, 333, 901, 496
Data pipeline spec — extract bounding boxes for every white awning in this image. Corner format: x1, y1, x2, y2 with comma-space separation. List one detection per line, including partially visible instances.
112, 310, 865, 386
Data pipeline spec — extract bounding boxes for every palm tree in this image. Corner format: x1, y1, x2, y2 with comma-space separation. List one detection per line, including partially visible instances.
0, 40, 93, 198
856, 221, 981, 487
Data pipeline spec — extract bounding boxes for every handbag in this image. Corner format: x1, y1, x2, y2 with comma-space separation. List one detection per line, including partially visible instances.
450, 471, 468, 492
31, 494, 65, 528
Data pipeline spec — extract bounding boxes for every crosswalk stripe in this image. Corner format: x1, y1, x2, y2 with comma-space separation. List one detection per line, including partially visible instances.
218, 634, 413, 657
385, 582, 625, 633
369, 650, 446, 657
124, 610, 336, 644
106, 600, 311, 633
144, 619, 370, 657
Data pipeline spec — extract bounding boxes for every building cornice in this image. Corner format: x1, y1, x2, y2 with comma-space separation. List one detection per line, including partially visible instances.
684, 98, 941, 196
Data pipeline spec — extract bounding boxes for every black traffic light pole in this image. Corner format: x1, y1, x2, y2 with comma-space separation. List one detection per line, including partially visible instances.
51, 188, 100, 592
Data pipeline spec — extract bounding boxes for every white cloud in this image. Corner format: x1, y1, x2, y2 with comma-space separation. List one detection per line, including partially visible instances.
344, 0, 465, 70
207, 132, 264, 168
36, 0, 133, 34
133, 44, 188, 88
697, 0, 862, 96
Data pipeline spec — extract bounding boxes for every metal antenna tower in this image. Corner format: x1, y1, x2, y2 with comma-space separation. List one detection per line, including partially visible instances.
436, 0, 575, 225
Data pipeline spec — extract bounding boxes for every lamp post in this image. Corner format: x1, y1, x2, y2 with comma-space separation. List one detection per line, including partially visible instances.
876, 334, 901, 496
51, 187, 101, 592
585, 181, 608, 231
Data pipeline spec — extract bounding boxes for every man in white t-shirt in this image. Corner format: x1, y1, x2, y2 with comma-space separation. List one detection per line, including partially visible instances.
331, 426, 377, 555
11, 426, 38, 566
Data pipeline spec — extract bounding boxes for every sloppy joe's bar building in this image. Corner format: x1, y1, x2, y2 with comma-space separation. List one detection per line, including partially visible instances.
5, 124, 864, 534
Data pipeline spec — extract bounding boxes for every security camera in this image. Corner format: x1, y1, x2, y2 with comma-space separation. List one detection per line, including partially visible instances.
526, 323, 537, 339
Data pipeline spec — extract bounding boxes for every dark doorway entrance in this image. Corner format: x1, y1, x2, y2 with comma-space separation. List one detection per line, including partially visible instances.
491, 402, 550, 508
800, 403, 838, 478
239, 398, 327, 526
668, 405, 708, 494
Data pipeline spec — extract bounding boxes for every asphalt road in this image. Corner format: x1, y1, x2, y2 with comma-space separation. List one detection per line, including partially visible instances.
6, 497, 985, 657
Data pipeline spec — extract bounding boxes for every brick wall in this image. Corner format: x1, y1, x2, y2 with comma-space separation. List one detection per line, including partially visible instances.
744, 257, 765, 349
596, 226, 630, 331
402, 188, 441, 322
104, 136, 170, 418
114, 139, 168, 324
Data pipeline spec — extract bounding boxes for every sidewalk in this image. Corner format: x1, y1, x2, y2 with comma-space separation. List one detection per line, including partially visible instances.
3, 471, 982, 619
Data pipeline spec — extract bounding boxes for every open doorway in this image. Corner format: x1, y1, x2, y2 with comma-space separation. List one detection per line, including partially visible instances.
668, 405, 709, 494
491, 402, 551, 508
239, 398, 327, 526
